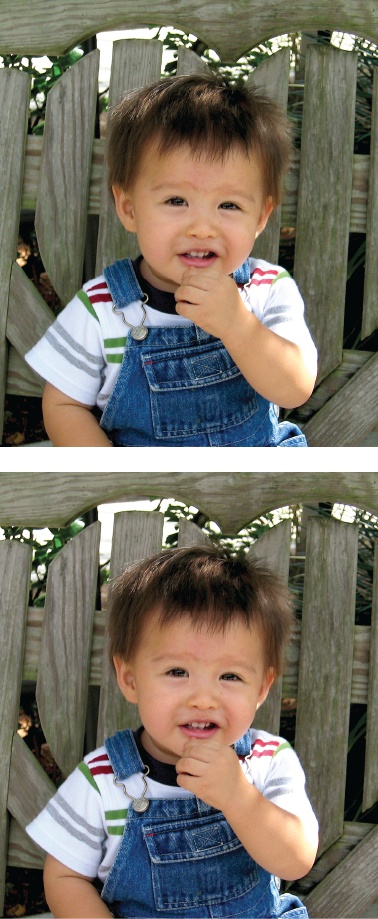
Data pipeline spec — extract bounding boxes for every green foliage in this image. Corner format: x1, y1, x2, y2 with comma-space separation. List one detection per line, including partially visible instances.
0, 47, 84, 133
1, 519, 86, 605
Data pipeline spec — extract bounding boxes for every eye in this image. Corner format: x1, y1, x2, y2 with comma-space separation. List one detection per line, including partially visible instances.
221, 672, 242, 682
220, 202, 240, 211
165, 196, 187, 207
167, 668, 188, 677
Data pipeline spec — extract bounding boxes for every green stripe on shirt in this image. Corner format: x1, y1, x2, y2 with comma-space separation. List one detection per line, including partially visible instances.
273, 741, 292, 756
77, 289, 100, 321
78, 761, 100, 792
272, 270, 291, 284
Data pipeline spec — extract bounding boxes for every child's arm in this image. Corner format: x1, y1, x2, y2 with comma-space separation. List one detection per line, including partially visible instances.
42, 383, 113, 446
176, 739, 318, 881
44, 854, 112, 917
175, 269, 317, 408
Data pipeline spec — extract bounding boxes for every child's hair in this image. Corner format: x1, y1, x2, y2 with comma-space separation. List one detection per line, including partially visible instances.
107, 73, 293, 205
108, 545, 294, 676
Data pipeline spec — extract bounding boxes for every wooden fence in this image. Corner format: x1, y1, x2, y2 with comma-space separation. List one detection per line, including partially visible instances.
1, 470, 378, 917
1, 0, 378, 443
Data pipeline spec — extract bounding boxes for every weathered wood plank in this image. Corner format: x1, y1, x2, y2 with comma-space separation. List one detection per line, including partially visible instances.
0, 541, 31, 915
6, 260, 55, 356
20, 139, 372, 235
295, 517, 358, 855
362, 67, 378, 340
3, 472, 378, 534
249, 49, 290, 265
97, 511, 164, 744
363, 541, 378, 811
303, 824, 378, 918
294, 45, 358, 384
6, 346, 44, 398
7, 732, 55, 830
176, 45, 209, 76
8, 819, 44, 870
0, 68, 30, 438
302, 351, 378, 446
35, 50, 100, 304
1, 0, 378, 61
177, 519, 212, 547
36, 522, 101, 777
96, 39, 163, 274
248, 520, 291, 734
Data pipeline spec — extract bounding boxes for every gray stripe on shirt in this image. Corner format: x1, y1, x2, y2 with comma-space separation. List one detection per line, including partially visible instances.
46, 801, 103, 849
54, 791, 104, 836
45, 329, 101, 379
53, 320, 104, 365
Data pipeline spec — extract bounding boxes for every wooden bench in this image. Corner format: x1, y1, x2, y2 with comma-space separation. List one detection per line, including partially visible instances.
1, 470, 378, 917
2, 0, 378, 444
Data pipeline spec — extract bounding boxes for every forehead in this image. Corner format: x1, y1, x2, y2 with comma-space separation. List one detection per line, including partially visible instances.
132, 138, 266, 193
137, 608, 266, 660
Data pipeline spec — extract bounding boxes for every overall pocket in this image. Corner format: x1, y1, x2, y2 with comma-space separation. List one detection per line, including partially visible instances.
142, 340, 258, 439
142, 812, 259, 911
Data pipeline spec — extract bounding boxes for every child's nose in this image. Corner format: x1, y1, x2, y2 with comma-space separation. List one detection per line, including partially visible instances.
188, 681, 218, 709
187, 210, 218, 239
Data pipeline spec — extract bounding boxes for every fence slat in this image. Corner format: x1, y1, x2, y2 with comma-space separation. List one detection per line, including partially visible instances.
97, 511, 164, 744
363, 542, 378, 810
302, 351, 378, 446
295, 517, 358, 855
0, 68, 30, 437
36, 522, 101, 776
96, 40, 163, 275
248, 520, 291, 734
362, 68, 378, 340
35, 50, 100, 305
303, 824, 378, 919
0, 541, 31, 915
249, 48, 290, 265
294, 45, 357, 384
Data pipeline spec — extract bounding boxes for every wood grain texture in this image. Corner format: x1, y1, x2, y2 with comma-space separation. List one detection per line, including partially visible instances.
302, 351, 378, 446
36, 522, 101, 776
249, 49, 290, 265
363, 541, 378, 811
248, 520, 291, 734
2, 472, 378, 533
1, 0, 378, 61
303, 824, 378, 918
95, 39, 162, 274
35, 50, 100, 303
97, 510, 164, 744
295, 517, 358, 855
294, 45, 357, 383
362, 67, 378, 339
0, 68, 30, 437
0, 541, 31, 915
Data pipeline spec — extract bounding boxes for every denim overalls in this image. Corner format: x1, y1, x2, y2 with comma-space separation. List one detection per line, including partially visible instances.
101, 729, 309, 918
100, 259, 307, 447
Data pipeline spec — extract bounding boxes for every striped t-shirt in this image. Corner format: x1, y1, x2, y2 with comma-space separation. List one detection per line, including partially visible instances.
24, 258, 316, 412
26, 728, 318, 883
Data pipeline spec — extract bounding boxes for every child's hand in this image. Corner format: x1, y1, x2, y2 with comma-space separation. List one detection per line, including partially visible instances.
176, 738, 245, 811
175, 268, 244, 340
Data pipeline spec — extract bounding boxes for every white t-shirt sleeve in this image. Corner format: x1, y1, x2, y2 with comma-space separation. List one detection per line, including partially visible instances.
24, 291, 106, 406
26, 764, 106, 879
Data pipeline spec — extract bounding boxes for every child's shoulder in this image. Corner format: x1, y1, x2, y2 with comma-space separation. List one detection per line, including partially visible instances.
248, 727, 291, 757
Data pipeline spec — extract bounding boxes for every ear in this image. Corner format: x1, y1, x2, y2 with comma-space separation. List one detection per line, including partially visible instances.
255, 196, 274, 239
113, 656, 138, 703
112, 184, 137, 233
256, 667, 275, 710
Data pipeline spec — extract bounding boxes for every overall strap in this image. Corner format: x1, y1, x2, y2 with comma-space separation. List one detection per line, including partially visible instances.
233, 258, 251, 286
234, 730, 252, 757
105, 729, 145, 780
104, 258, 144, 307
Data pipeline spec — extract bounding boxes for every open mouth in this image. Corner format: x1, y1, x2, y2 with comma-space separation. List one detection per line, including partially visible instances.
180, 250, 217, 264
181, 721, 218, 737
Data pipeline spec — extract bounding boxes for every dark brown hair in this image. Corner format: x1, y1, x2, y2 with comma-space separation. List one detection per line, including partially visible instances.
108, 545, 294, 676
107, 73, 293, 205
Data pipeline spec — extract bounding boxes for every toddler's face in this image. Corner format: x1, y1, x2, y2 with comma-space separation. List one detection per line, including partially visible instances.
113, 141, 273, 293
114, 612, 274, 764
